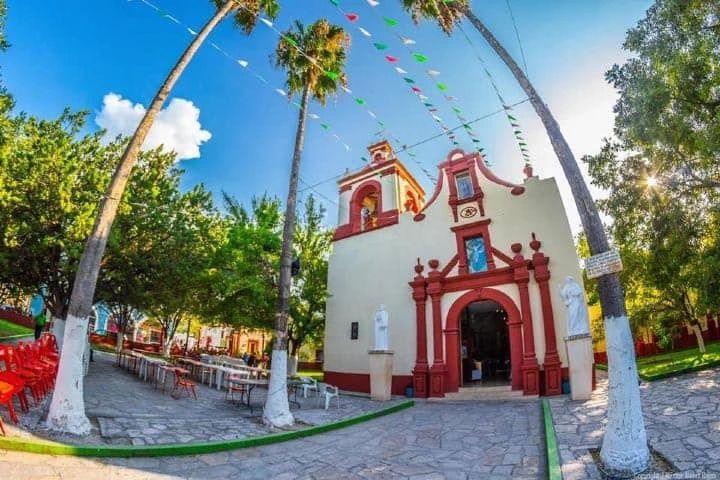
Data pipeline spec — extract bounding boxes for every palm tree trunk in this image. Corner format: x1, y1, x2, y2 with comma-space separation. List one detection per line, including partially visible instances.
263, 85, 311, 428
45, 1, 236, 435
462, 9, 649, 475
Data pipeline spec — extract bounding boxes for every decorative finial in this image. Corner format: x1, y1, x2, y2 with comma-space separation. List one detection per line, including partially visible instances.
530, 232, 541, 252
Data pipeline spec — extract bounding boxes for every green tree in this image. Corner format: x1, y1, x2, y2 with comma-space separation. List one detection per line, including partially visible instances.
287, 196, 332, 374
265, 19, 349, 427
206, 194, 282, 331
606, 0, 720, 196
48, 0, 281, 434
397, 0, 649, 472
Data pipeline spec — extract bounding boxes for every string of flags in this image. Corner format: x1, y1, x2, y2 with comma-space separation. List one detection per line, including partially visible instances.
359, 0, 489, 160
456, 23, 531, 167
128, 0, 356, 157
230, 2, 436, 182
330, 0, 460, 152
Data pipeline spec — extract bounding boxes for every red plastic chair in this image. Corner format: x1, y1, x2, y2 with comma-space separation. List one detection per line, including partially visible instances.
0, 346, 46, 404
16, 343, 54, 392
0, 380, 19, 433
171, 368, 197, 400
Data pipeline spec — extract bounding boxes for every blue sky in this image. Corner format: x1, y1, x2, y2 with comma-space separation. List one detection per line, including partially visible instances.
3, 0, 652, 232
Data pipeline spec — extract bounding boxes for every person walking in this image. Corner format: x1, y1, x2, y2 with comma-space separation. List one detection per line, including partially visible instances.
34, 310, 47, 340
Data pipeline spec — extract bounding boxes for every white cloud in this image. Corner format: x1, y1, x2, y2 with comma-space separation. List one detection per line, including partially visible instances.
95, 93, 212, 160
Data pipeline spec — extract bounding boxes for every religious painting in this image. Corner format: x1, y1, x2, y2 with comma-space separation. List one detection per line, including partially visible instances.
464, 236, 488, 273
455, 171, 474, 200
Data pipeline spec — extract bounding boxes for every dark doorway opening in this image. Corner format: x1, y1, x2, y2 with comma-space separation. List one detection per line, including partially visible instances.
460, 300, 510, 387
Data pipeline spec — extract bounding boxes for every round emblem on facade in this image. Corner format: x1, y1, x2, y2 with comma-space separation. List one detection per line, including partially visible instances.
460, 206, 478, 218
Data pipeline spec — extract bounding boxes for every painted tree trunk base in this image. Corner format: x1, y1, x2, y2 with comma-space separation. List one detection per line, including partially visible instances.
51, 317, 65, 351
262, 349, 295, 428
287, 355, 299, 377
600, 315, 650, 476
115, 331, 124, 352
82, 337, 90, 376
691, 325, 706, 353
46, 313, 92, 435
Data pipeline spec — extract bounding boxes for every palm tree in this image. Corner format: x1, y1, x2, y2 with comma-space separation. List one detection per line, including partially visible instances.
45, 0, 280, 435
263, 19, 349, 428
397, 0, 649, 475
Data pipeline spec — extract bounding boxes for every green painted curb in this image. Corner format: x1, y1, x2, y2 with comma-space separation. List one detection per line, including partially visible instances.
0, 400, 414, 458
542, 399, 562, 480
596, 360, 720, 381
0, 333, 33, 341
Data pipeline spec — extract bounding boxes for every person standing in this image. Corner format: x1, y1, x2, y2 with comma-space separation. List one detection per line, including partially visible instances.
34, 310, 47, 340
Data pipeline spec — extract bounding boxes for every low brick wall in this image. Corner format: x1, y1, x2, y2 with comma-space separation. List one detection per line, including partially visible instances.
0, 310, 34, 329
90, 332, 161, 352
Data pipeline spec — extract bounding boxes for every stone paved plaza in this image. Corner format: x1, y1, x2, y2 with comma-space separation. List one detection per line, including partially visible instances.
550, 367, 720, 479
5, 351, 406, 445
0, 399, 545, 479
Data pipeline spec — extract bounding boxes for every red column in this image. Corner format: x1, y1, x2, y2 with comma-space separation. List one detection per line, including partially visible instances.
410, 261, 428, 398
444, 328, 460, 392
512, 243, 539, 395
531, 235, 562, 396
427, 259, 445, 397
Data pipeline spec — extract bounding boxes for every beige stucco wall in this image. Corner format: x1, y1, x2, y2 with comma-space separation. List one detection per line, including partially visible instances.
324, 153, 582, 377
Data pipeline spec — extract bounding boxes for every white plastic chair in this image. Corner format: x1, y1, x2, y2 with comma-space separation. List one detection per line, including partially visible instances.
299, 377, 319, 399
317, 383, 340, 410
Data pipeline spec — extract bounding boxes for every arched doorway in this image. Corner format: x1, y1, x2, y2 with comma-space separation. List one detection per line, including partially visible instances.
445, 288, 523, 393
460, 300, 510, 387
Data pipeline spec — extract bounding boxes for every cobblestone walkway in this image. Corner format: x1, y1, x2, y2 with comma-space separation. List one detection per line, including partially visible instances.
0, 400, 545, 479
6, 352, 404, 445
549, 367, 720, 479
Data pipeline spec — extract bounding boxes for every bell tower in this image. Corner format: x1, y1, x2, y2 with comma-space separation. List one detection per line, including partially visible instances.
333, 140, 425, 241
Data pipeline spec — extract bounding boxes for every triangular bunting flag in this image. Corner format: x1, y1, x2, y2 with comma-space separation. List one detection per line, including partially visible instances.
187, 27, 198, 36
373, 42, 388, 50
507, 114, 517, 121
361, 156, 369, 162
359, 27, 372, 37
341, 85, 352, 94
395, 67, 408, 74
402, 37, 416, 45
427, 69, 440, 76
452, 107, 462, 113
343, 144, 350, 151
346, 13, 359, 22
419, 94, 429, 100
355, 98, 366, 105
320, 123, 330, 130
413, 53, 428, 63
330, 0, 340, 5
275, 89, 287, 96
403, 77, 415, 84
437, 83, 448, 91
383, 17, 398, 27
237, 59, 249, 67
411, 86, 422, 93
366, 0, 379, 6
385, 55, 398, 63
309, 113, 320, 120
259, 18, 273, 28
368, 111, 376, 118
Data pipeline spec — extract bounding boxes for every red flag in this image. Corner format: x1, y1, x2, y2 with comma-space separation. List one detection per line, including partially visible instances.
346, 13, 359, 22
411, 86, 422, 93
385, 55, 397, 63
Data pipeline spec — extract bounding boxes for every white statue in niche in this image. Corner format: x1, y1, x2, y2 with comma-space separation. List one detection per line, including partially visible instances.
374, 304, 389, 350
560, 276, 590, 337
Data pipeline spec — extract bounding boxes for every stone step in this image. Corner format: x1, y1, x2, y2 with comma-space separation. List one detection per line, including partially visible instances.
429, 386, 538, 402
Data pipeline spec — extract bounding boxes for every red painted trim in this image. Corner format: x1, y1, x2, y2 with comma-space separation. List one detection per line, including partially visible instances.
491, 247, 514, 266
414, 167, 444, 222
475, 157, 525, 195
333, 177, 399, 241
440, 254, 459, 278
451, 219, 496, 275
379, 167, 397, 177
338, 158, 395, 185
323, 371, 413, 396
441, 267, 515, 293
339, 184, 352, 193
444, 288, 524, 393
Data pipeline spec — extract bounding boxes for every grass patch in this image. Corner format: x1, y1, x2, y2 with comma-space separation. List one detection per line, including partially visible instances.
296, 370, 324, 382
542, 399, 562, 480
597, 341, 720, 381
0, 318, 33, 340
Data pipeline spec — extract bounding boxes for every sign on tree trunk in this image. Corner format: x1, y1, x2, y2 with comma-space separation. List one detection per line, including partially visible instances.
584, 250, 623, 279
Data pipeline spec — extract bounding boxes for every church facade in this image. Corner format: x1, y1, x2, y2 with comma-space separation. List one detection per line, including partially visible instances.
323, 141, 585, 397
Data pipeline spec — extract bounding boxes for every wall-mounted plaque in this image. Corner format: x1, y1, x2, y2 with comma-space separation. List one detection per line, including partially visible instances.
350, 322, 359, 340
